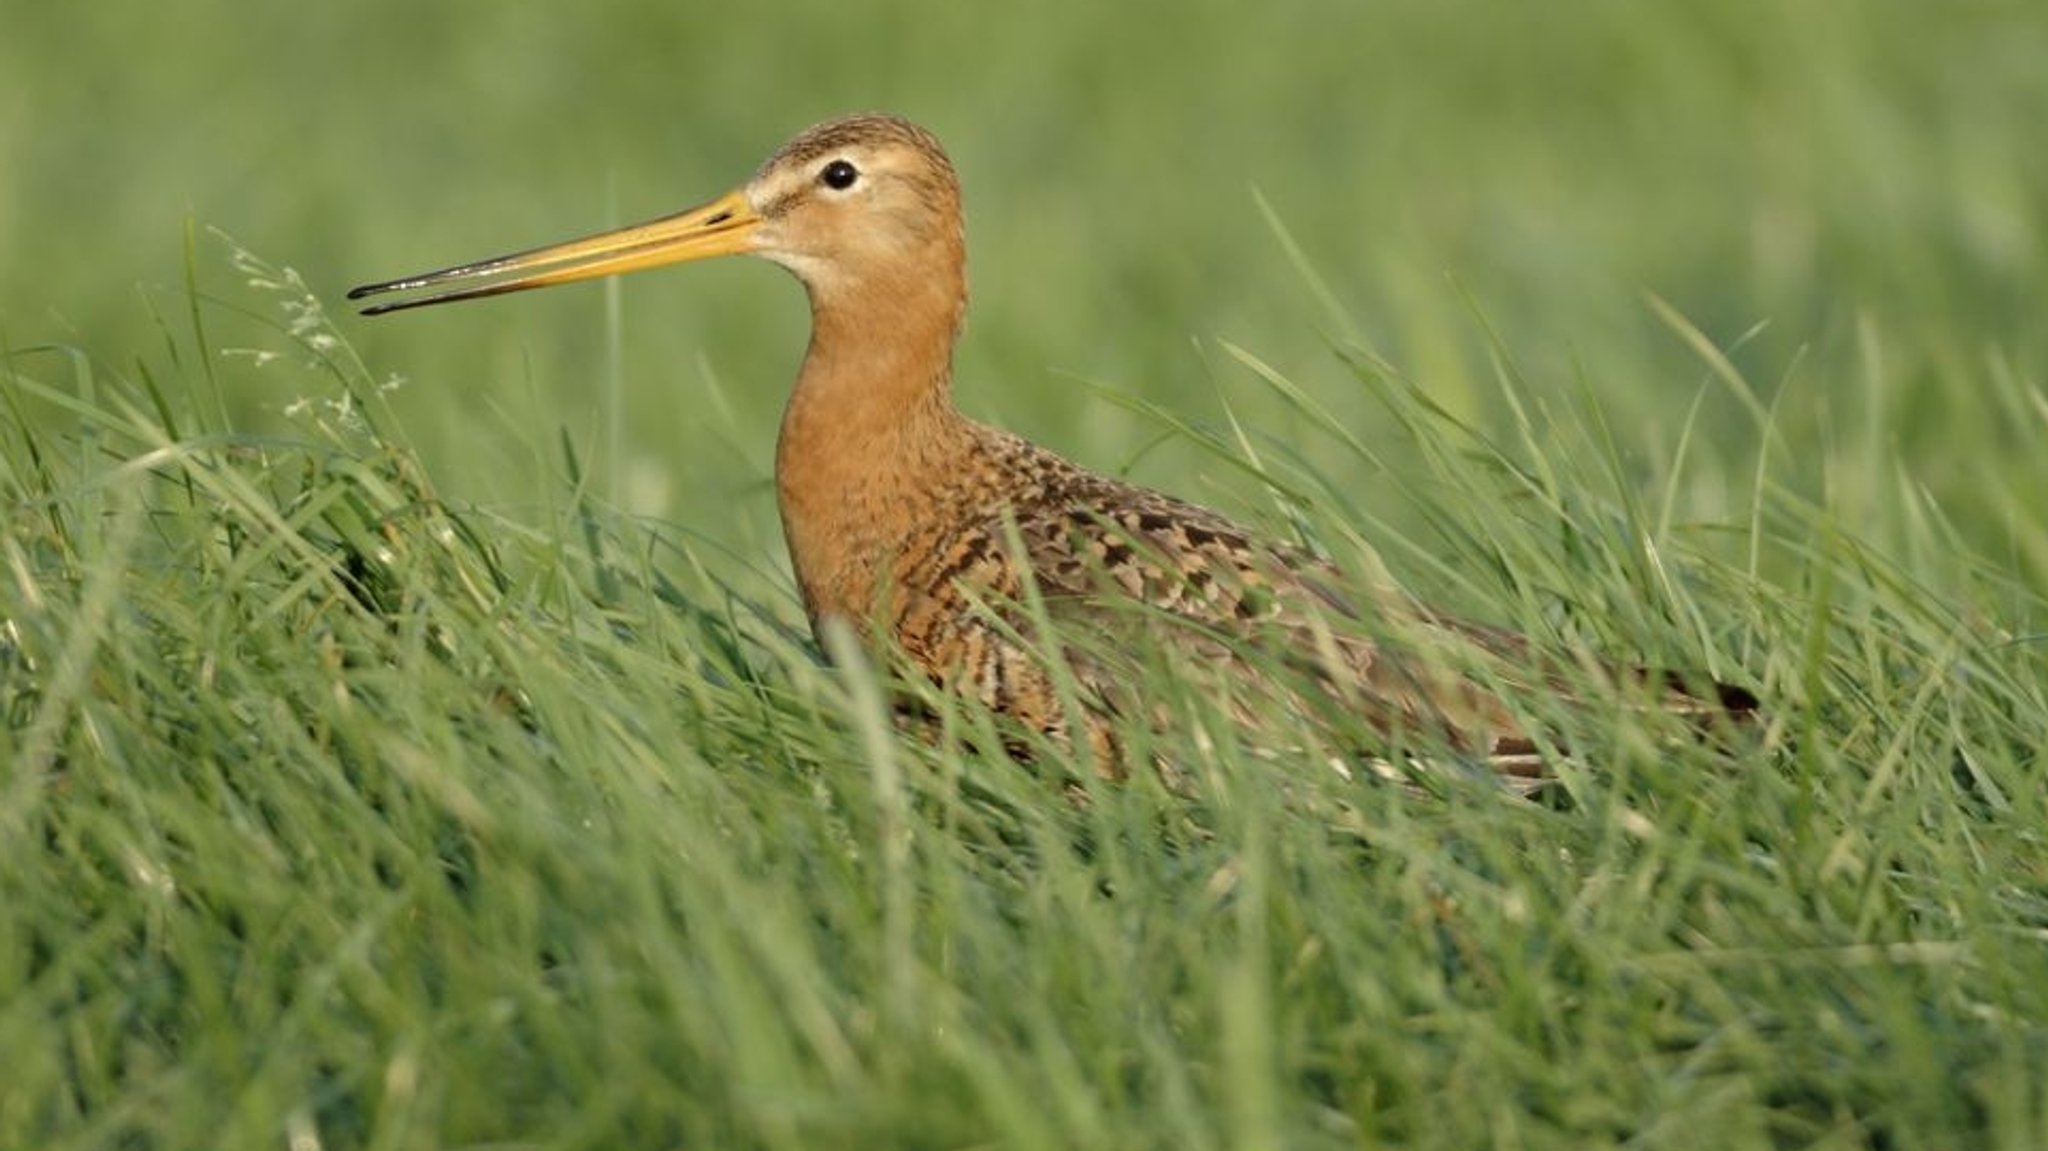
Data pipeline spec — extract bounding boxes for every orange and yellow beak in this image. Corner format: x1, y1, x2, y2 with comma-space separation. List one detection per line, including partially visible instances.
348, 188, 761, 315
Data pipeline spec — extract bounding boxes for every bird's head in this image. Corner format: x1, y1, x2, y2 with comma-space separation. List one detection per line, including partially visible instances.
349, 113, 964, 315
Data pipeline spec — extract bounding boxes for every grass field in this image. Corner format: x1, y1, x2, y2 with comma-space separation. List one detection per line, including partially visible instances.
5, 1, 2047, 1148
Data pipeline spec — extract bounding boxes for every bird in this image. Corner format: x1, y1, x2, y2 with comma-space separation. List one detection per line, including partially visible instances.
349, 113, 1757, 789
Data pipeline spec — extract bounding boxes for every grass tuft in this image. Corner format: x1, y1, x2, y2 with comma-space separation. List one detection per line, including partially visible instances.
2, 235, 2044, 1150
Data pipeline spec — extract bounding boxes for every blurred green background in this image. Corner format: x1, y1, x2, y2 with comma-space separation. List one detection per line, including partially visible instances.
4, 0, 2045, 588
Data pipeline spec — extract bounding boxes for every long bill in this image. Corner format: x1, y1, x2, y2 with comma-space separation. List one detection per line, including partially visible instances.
347, 189, 760, 315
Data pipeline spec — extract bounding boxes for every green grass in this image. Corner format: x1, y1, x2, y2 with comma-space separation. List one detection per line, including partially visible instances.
5, 1, 2048, 1147
3, 236, 2043, 1149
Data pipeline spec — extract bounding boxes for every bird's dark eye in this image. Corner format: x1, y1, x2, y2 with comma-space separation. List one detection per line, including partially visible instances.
820, 159, 859, 190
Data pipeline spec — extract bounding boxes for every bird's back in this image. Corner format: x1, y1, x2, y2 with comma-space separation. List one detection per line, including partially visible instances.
872, 422, 1575, 778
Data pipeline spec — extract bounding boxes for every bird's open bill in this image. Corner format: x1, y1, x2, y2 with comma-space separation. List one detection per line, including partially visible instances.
347, 189, 760, 315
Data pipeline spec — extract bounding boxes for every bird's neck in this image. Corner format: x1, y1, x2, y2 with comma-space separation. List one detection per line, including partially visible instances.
775, 266, 974, 627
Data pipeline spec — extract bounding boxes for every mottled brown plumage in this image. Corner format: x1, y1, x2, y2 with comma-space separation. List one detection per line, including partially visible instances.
351, 113, 1757, 787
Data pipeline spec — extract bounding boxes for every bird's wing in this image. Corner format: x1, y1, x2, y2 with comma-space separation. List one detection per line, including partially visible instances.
914, 440, 1753, 780
998, 474, 1548, 762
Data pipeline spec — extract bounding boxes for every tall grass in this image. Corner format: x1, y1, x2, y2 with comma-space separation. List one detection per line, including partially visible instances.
1, 235, 2042, 1149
